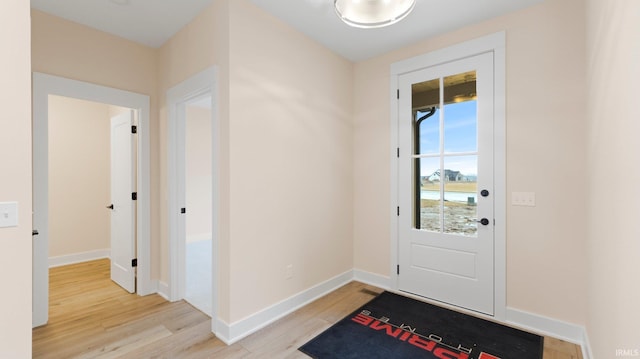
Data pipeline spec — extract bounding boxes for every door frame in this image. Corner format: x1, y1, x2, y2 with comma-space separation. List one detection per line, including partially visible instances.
389, 32, 506, 320
32, 73, 153, 327
167, 67, 220, 332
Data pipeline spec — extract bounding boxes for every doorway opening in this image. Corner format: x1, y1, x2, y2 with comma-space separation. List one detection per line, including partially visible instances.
167, 66, 220, 333
183, 95, 213, 316
47, 95, 138, 293
32, 73, 152, 327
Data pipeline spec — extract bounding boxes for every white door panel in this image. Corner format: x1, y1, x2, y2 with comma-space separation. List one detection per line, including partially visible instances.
398, 52, 494, 315
110, 111, 136, 293
410, 244, 477, 279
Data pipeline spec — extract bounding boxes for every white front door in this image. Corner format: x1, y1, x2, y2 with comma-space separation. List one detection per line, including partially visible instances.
109, 111, 136, 293
398, 52, 495, 315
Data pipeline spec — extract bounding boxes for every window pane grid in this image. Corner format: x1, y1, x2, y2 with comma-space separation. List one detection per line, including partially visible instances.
411, 151, 478, 159
413, 70, 478, 236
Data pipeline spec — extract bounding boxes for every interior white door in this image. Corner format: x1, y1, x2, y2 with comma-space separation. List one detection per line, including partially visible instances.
398, 52, 495, 315
110, 110, 136, 293
183, 99, 213, 317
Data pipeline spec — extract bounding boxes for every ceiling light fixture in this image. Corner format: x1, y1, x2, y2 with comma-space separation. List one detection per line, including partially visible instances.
334, 0, 416, 29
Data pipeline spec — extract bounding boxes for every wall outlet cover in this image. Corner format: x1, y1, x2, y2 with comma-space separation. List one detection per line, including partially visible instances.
0, 202, 19, 228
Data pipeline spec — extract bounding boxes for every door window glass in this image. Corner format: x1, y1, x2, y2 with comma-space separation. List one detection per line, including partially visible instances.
412, 71, 478, 236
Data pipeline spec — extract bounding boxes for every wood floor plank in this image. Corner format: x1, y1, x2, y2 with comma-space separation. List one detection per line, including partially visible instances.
117, 321, 221, 359
543, 337, 584, 359
76, 324, 173, 359
33, 259, 583, 358
314, 284, 382, 324
243, 317, 329, 359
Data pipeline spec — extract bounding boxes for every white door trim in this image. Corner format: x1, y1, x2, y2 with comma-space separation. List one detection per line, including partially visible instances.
32, 72, 152, 327
167, 66, 221, 334
389, 32, 506, 320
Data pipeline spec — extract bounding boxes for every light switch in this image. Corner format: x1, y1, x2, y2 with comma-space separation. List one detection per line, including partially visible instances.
0, 202, 19, 228
512, 192, 536, 207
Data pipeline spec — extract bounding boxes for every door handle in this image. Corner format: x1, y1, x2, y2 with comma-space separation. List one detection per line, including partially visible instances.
106, 204, 114, 210
476, 218, 490, 226
32, 229, 39, 236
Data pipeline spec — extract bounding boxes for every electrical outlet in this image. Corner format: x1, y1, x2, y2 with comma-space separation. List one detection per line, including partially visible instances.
511, 192, 536, 207
285, 264, 293, 279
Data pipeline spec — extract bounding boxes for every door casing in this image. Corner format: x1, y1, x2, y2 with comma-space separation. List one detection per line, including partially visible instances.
32, 73, 152, 327
389, 32, 507, 320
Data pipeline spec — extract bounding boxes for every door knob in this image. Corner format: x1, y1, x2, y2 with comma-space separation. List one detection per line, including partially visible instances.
476, 218, 490, 226
106, 204, 114, 210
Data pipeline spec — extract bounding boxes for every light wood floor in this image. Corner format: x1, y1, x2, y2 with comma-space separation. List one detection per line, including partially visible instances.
33, 259, 582, 358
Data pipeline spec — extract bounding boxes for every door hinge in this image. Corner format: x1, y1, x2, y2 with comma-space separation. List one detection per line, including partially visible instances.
131, 125, 137, 134
397, 265, 400, 275
397, 147, 400, 158
132, 192, 137, 200
397, 206, 400, 216
131, 258, 138, 267
181, 208, 186, 214
397, 89, 399, 99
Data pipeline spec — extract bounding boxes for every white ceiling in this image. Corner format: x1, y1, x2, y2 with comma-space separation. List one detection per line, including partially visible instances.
30, 0, 544, 62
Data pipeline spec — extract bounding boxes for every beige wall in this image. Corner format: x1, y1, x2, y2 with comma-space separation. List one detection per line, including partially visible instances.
186, 104, 213, 242
586, 0, 640, 357
227, 0, 353, 321
0, 0, 32, 357
159, 0, 353, 323
31, 10, 160, 277
353, 0, 588, 325
48, 95, 110, 258
31, 10, 158, 97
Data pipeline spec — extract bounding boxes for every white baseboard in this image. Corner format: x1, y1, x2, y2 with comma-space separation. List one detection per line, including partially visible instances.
353, 269, 391, 289
49, 249, 110, 268
215, 270, 353, 345
157, 281, 170, 301
506, 307, 588, 350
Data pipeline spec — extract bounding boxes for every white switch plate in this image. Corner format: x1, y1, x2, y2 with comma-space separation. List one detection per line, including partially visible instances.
0, 202, 19, 228
512, 192, 536, 207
